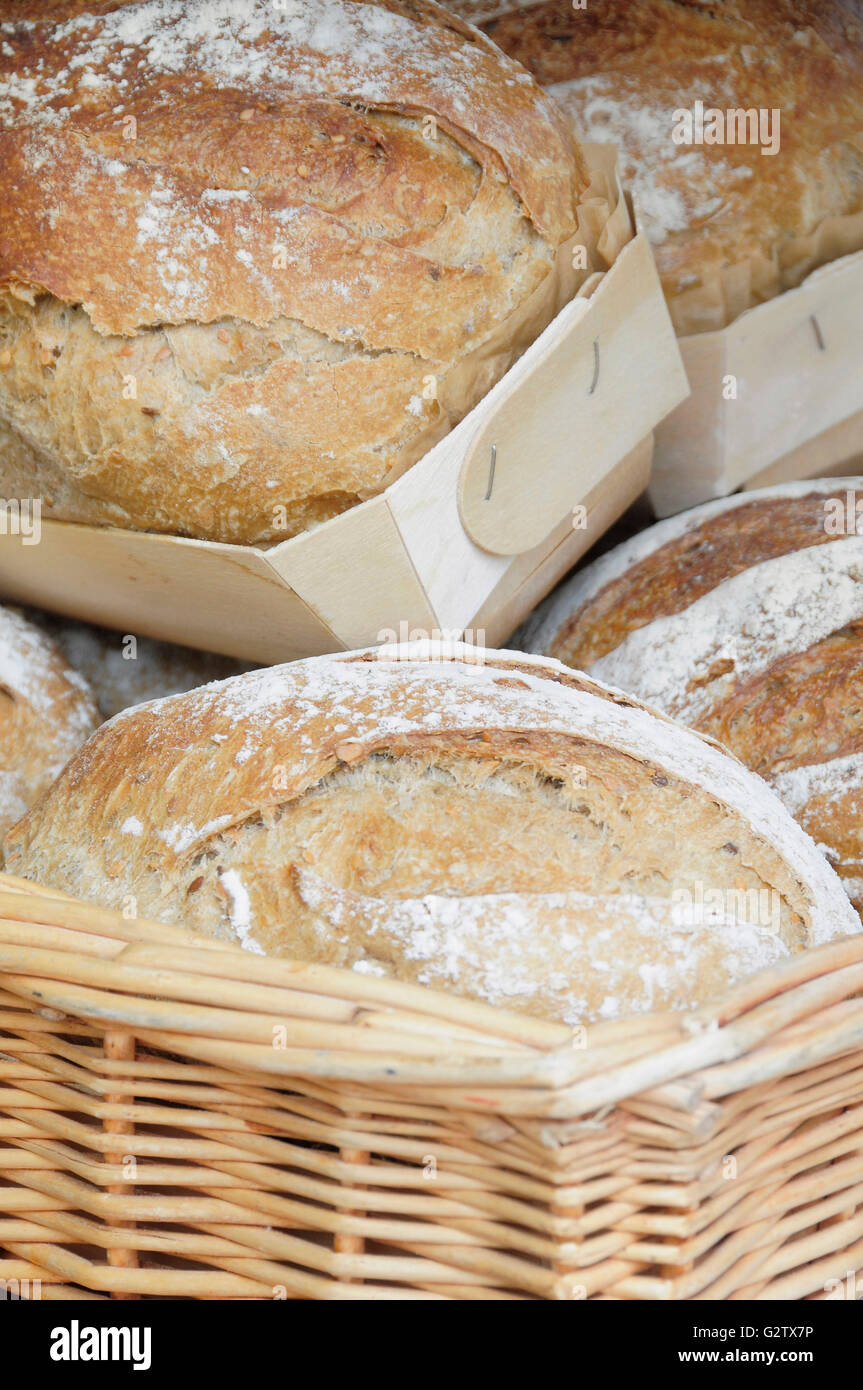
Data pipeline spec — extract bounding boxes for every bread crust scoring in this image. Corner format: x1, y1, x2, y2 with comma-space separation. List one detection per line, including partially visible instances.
0, 0, 587, 542
4, 642, 857, 1024
521, 480, 863, 913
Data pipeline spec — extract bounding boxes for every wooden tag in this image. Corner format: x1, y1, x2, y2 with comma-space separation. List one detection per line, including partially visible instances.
458, 233, 688, 556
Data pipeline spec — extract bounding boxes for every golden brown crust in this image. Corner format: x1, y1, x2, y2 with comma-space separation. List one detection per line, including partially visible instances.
0, 604, 100, 838
4, 644, 857, 1024
696, 620, 863, 776
458, 0, 863, 330
550, 491, 841, 670
524, 482, 863, 913
694, 619, 863, 909
0, 0, 587, 542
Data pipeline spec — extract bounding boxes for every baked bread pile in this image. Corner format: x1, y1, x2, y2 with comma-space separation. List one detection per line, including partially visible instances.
0, 0, 859, 1038
448, 0, 863, 332
0, 0, 588, 544
521, 480, 863, 913
0, 604, 99, 837
4, 643, 857, 1025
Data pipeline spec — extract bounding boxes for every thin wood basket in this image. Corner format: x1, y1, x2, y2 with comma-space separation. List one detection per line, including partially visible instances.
0, 150, 686, 665
1, 872, 862, 1302
649, 247, 863, 517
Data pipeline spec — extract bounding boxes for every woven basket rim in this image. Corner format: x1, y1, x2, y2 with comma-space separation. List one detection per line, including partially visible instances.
1, 871, 862, 1118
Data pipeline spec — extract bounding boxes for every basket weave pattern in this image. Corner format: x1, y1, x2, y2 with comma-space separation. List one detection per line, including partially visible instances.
1, 875, 862, 1301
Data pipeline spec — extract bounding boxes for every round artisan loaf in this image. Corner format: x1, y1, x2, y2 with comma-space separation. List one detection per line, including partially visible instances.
16, 606, 254, 720
0, 604, 100, 837
449, 0, 863, 332
3, 642, 858, 1025
520, 479, 863, 912
0, 0, 588, 544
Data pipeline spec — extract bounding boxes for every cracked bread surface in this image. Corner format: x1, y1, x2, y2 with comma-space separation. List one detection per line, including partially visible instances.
4, 642, 858, 1024
520, 481, 863, 914
0, 0, 587, 543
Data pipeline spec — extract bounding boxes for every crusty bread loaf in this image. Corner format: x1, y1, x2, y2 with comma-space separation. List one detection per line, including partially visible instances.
0, 604, 100, 837
4, 642, 857, 1024
520, 479, 863, 912
16, 606, 255, 720
0, 0, 588, 544
449, 0, 863, 332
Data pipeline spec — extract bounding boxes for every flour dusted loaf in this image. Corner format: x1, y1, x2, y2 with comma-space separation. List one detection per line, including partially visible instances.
0, 604, 100, 837
520, 480, 863, 913
17, 606, 255, 720
449, 0, 863, 332
4, 642, 858, 1024
0, 0, 588, 545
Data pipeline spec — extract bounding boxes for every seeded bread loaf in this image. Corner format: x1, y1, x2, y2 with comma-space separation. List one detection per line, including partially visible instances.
0, 604, 100, 837
4, 642, 857, 1024
0, 0, 589, 545
449, 0, 863, 332
520, 480, 863, 912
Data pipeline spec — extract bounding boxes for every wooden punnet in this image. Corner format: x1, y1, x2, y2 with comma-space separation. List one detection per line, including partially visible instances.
650, 248, 863, 516
0, 151, 687, 663
0, 873, 861, 1300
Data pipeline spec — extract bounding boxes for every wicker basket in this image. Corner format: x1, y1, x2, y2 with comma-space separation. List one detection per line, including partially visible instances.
1, 872, 862, 1302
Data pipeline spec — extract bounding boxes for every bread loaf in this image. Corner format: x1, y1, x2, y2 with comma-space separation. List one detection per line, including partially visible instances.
0, 604, 100, 837
0, 0, 588, 544
520, 480, 863, 912
16, 606, 255, 720
450, 0, 863, 332
4, 642, 857, 1024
